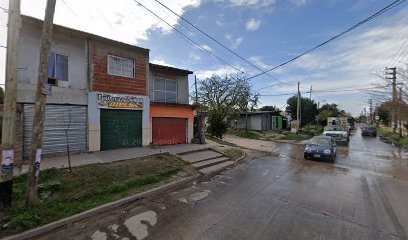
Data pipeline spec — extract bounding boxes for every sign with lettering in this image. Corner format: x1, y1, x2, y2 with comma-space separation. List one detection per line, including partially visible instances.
97, 93, 144, 110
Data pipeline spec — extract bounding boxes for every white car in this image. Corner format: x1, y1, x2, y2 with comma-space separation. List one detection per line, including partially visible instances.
323, 125, 349, 145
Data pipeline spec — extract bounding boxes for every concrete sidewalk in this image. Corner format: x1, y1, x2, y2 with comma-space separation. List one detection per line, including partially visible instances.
14, 142, 218, 176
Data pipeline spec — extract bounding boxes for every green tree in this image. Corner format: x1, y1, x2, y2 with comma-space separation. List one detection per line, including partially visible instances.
259, 105, 280, 112
286, 95, 318, 126
197, 74, 259, 138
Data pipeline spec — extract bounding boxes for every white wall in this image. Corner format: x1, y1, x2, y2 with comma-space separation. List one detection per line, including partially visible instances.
17, 19, 87, 90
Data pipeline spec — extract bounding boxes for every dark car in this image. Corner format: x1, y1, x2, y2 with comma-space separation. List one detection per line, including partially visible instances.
304, 136, 337, 162
361, 126, 377, 137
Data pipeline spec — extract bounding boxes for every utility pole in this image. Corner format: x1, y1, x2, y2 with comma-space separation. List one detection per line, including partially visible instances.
297, 81, 301, 131
399, 87, 403, 137
386, 67, 397, 133
194, 75, 198, 104
368, 99, 373, 125
26, 0, 57, 204
309, 85, 312, 100
0, 0, 21, 208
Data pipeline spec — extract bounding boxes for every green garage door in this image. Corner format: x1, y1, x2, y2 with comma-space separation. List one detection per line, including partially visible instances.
101, 109, 142, 150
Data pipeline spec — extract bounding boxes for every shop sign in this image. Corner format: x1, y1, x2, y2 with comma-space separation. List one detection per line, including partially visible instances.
97, 93, 144, 110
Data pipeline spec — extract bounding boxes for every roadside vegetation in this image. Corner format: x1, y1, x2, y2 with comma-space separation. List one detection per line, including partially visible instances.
0, 154, 194, 237
278, 133, 308, 140
227, 129, 260, 139
222, 148, 245, 161
378, 128, 408, 147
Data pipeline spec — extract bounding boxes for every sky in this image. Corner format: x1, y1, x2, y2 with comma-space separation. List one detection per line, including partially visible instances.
0, 0, 408, 116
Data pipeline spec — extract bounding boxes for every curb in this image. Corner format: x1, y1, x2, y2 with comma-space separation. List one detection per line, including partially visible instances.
4, 174, 200, 240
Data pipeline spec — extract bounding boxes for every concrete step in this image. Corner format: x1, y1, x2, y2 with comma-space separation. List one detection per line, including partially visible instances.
192, 157, 230, 169
180, 150, 224, 163
199, 161, 235, 176
176, 148, 212, 156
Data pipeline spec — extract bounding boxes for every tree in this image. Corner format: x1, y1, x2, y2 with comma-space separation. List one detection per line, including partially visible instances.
197, 74, 259, 138
317, 103, 347, 125
259, 105, 280, 112
286, 96, 318, 126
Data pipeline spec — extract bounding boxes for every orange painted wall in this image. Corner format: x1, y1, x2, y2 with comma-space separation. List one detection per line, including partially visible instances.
150, 104, 194, 123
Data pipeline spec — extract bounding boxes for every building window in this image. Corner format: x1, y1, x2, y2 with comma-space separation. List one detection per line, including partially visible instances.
154, 78, 177, 103
48, 52, 68, 81
108, 54, 135, 78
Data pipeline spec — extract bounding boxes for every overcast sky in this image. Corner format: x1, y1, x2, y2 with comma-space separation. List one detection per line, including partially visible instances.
0, 0, 407, 116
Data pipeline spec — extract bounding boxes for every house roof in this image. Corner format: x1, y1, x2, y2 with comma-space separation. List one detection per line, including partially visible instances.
149, 63, 193, 75
21, 15, 150, 54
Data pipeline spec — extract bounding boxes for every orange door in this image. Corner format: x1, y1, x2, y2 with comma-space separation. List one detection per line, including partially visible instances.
152, 118, 187, 145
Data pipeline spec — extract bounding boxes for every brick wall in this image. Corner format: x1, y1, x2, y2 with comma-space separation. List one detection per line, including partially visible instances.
91, 41, 148, 95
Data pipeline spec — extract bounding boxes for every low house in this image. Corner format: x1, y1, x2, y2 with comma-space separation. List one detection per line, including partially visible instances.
14, 15, 194, 165
236, 111, 284, 131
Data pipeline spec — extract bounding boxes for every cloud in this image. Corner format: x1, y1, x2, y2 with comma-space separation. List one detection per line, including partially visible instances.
195, 66, 242, 79
150, 57, 176, 67
189, 53, 201, 62
291, 0, 307, 7
246, 18, 261, 31
227, 0, 277, 8
225, 34, 243, 49
200, 44, 213, 52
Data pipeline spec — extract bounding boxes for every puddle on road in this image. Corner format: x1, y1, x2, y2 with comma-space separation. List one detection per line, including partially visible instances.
90, 210, 157, 240
189, 190, 212, 202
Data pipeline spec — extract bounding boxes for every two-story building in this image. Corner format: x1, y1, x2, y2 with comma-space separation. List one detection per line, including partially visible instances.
14, 15, 194, 165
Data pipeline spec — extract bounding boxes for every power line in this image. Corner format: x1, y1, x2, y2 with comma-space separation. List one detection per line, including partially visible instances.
153, 0, 291, 86
134, 0, 243, 73
247, 0, 406, 80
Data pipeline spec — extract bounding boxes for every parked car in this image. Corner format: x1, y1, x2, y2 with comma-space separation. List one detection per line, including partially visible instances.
361, 126, 377, 137
304, 136, 337, 162
323, 125, 349, 145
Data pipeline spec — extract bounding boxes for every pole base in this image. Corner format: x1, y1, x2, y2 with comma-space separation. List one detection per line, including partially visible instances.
0, 180, 13, 208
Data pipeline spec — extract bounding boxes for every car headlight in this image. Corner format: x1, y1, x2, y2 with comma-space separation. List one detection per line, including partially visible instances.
305, 147, 312, 153
324, 149, 331, 154
342, 133, 347, 137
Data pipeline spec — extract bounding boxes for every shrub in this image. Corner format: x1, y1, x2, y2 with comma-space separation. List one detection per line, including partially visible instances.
207, 111, 228, 139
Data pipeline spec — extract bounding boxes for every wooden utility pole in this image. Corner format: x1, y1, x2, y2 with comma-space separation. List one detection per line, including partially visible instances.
386, 67, 397, 133
194, 75, 198, 104
0, 0, 21, 208
297, 81, 301, 131
309, 85, 312, 100
26, 0, 56, 204
399, 87, 403, 137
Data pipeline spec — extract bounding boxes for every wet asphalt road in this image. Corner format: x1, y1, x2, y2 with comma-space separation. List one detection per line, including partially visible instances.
40, 127, 408, 240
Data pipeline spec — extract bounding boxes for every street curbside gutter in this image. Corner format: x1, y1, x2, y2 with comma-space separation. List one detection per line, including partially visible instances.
4, 174, 200, 240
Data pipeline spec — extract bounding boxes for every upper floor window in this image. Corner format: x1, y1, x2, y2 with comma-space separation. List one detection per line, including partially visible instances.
154, 78, 177, 103
48, 52, 68, 81
108, 55, 135, 78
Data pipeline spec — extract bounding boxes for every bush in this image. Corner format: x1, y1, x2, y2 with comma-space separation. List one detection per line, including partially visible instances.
228, 129, 260, 139
207, 111, 228, 139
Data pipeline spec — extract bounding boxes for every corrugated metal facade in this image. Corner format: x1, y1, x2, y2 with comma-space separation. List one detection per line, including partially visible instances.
23, 104, 87, 158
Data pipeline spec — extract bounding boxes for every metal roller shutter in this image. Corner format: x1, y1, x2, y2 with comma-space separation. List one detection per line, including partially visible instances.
23, 104, 87, 158
152, 118, 187, 145
100, 109, 142, 150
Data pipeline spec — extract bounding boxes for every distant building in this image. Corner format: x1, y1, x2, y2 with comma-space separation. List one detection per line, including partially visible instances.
236, 111, 285, 131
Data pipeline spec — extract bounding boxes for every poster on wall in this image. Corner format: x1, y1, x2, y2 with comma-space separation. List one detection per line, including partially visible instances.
97, 93, 144, 110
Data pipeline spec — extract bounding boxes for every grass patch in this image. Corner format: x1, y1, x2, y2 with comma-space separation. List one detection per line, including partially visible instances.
279, 133, 308, 140
301, 126, 324, 136
228, 129, 260, 139
0, 153, 191, 237
222, 148, 245, 161
378, 128, 408, 147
